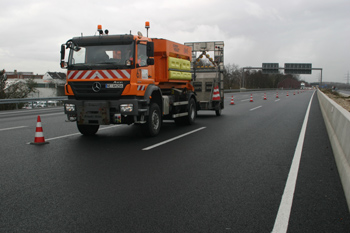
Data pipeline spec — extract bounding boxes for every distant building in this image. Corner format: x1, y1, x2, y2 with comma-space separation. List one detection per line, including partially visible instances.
3, 70, 66, 97
43, 72, 66, 82
33, 72, 66, 97
5, 70, 43, 80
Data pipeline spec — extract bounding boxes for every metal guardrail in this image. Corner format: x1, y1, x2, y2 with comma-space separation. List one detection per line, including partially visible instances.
0, 97, 68, 109
0, 96, 67, 104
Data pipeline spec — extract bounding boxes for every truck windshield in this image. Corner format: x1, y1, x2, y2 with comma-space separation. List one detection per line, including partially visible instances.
68, 43, 134, 69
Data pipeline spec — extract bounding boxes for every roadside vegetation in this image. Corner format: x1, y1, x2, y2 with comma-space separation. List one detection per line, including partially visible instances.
0, 69, 37, 110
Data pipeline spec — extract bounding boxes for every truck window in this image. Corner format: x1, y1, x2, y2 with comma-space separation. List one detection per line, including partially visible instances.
71, 47, 86, 64
137, 44, 147, 67
69, 44, 135, 67
87, 47, 109, 63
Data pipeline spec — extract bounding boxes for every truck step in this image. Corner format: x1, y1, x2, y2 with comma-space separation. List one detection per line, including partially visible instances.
172, 112, 188, 118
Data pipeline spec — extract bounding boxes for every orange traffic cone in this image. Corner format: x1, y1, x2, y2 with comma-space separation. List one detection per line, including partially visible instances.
250, 94, 253, 102
30, 116, 49, 145
276, 92, 279, 98
287, 91, 289, 96
263, 93, 267, 100
294, 91, 296, 95
230, 96, 235, 105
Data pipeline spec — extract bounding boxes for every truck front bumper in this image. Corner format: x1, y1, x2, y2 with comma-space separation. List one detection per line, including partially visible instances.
64, 99, 148, 125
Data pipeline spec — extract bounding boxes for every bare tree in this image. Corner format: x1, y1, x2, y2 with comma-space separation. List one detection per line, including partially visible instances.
5, 78, 37, 99
0, 69, 7, 99
224, 64, 242, 89
0, 69, 37, 110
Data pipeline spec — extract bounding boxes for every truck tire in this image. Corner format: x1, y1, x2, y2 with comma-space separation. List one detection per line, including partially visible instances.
141, 102, 161, 136
186, 98, 197, 125
175, 97, 196, 125
77, 123, 99, 136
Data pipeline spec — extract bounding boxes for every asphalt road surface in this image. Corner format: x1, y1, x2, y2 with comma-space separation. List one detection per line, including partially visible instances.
0, 90, 349, 232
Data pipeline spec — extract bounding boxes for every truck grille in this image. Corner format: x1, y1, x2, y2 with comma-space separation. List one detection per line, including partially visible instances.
69, 81, 129, 100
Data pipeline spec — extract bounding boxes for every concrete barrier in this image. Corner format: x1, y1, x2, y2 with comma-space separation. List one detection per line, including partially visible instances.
317, 89, 350, 211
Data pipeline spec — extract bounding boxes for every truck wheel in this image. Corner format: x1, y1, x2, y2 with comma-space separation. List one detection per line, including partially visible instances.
77, 123, 99, 136
186, 98, 197, 125
175, 98, 196, 125
141, 102, 161, 136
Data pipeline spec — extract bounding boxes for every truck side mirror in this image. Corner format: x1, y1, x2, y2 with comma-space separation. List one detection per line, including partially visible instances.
60, 44, 65, 60
60, 44, 67, 68
147, 42, 154, 57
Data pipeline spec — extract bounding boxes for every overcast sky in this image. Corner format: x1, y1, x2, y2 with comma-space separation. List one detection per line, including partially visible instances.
1, 0, 349, 83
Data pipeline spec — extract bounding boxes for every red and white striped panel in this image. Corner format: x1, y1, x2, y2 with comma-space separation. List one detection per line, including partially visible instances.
67, 70, 131, 80
137, 85, 146, 91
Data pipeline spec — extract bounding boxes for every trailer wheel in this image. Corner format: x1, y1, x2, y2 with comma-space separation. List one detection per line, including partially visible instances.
141, 102, 161, 136
215, 108, 222, 116
77, 123, 99, 136
215, 101, 224, 116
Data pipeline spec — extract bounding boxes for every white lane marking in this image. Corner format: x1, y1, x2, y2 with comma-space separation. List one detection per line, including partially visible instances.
275, 99, 280, 102
0, 126, 28, 131
45, 132, 81, 141
142, 127, 206, 151
271, 91, 315, 233
40, 112, 64, 117
34, 125, 121, 142
249, 106, 262, 111
241, 99, 250, 102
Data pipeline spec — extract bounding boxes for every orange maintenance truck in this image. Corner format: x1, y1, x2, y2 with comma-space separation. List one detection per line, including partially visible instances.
60, 23, 197, 136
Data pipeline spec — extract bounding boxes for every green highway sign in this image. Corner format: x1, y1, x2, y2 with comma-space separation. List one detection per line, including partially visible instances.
284, 63, 312, 74
262, 63, 279, 74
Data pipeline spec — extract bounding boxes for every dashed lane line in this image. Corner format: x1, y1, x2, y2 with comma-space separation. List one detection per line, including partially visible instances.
249, 106, 262, 111
0, 126, 28, 131
27, 125, 121, 143
142, 127, 206, 151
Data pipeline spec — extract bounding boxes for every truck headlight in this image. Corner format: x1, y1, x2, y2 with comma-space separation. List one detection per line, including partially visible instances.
65, 103, 76, 112
120, 104, 133, 113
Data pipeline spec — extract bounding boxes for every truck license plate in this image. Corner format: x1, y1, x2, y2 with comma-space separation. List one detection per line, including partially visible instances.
106, 84, 123, 88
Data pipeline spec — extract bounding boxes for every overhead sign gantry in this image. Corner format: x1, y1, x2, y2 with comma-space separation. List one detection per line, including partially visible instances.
241, 63, 323, 87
